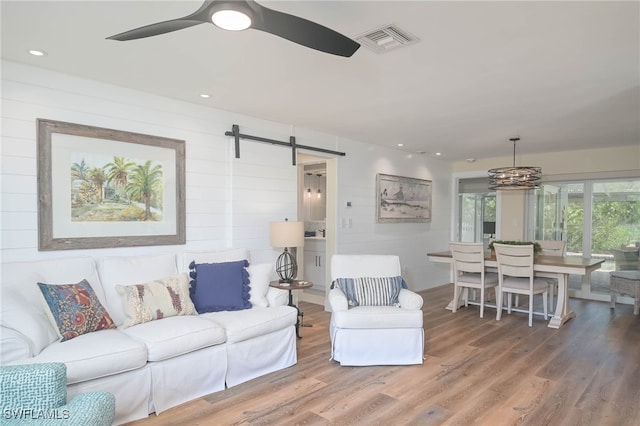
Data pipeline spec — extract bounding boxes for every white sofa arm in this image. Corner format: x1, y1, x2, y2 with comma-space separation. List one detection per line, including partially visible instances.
266, 287, 289, 307
399, 289, 423, 310
0, 327, 31, 363
328, 288, 349, 312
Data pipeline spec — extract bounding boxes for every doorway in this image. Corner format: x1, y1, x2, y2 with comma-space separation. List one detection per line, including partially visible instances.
297, 153, 336, 309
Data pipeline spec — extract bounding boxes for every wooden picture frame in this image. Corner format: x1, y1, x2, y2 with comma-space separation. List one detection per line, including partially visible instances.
37, 119, 186, 250
376, 173, 432, 223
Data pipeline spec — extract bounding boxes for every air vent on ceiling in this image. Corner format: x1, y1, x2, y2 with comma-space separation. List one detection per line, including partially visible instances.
356, 24, 419, 54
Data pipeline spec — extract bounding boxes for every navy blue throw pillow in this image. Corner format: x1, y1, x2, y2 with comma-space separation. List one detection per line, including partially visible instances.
189, 259, 251, 313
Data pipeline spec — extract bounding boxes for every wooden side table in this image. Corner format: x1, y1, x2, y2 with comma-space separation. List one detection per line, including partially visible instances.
610, 271, 640, 315
270, 280, 313, 338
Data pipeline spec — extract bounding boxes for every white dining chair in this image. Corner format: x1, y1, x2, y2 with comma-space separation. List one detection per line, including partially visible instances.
535, 239, 567, 311
450, 242, 498, 318
494, 243, 548, 327
536, 240, 566, 257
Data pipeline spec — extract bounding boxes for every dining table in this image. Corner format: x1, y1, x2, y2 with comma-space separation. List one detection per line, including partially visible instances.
427, 250, 605, 328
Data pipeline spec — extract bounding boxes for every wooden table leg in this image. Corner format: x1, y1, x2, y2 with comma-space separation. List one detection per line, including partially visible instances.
548, 273, 575, 328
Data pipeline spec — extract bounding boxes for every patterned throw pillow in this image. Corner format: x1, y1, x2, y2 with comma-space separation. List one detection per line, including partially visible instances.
335, 276, 403, 308
189, 260, 251, 313
116, 273, 197, 328
37, 280, 116, 341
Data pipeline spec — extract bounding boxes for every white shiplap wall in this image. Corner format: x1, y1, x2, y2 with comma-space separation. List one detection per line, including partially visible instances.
331, 137, 452, 289
1, 60, 452, 290
0, 61, 296, 265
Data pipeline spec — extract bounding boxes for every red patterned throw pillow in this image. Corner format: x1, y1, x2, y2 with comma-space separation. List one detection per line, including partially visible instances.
38, 280, 116, 341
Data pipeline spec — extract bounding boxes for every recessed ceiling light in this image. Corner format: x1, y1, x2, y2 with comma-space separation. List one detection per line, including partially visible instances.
435, 152, 442, 156
28, 50, 46, 56
397, 143, 404, 147
466, 158, 476, 163
199, 94, 210, 98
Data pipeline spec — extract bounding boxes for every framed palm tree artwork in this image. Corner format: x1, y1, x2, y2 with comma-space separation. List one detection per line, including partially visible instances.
37, 119, 185, 250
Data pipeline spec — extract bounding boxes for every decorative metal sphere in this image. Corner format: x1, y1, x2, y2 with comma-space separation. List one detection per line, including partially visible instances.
275, 248, 297, 283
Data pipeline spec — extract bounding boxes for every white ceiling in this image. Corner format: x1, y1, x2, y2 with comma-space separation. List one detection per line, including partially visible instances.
2, 1, 639, 161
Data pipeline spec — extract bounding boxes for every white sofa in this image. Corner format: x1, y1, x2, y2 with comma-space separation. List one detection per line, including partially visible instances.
0, 249, 298, 425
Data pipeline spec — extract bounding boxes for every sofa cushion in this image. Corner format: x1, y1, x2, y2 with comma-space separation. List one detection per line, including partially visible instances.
334, 276, 403, 307
97, 253, 179, 326
38, 280, 116, 341
200, 305, 297, 344
1, 257, 104, 356
189, 260, 251, 313
122, 316, 227, 362
12, 329, 147, 385
247, 263, 273, 308
267, 287, 289, 307
331, 255, 402, 280
1, 270, 60, 357
0, 328, 31, 363
116, 273, 196, 328
332, 305, 424, 329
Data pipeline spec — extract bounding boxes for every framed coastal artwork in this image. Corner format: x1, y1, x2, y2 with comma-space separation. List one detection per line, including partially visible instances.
37, 119, 186, 250
376, 173, 432, 223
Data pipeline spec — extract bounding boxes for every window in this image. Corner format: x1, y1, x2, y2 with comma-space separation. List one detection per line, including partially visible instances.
457, 177, 496, 243
529, 177, 640, 300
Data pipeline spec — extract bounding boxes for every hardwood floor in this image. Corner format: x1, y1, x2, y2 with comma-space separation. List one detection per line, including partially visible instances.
127, 284, 640, 426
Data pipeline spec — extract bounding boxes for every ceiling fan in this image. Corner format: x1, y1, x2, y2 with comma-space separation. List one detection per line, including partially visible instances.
107, 0, 360, 57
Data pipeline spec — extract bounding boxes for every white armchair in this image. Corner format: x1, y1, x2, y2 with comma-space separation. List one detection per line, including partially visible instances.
328, 255, 424, 366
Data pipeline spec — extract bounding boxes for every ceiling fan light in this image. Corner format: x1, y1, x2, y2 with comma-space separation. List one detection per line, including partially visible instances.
211, 10, 251, 31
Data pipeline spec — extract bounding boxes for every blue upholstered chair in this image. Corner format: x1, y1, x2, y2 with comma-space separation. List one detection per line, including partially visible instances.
0, 363, 115, 425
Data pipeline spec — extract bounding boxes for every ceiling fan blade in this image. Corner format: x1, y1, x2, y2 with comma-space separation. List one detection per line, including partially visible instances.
250, 3, 360, 57
107, 18, 205, 41
106, 1, 215, 41
107, 0, 360, 57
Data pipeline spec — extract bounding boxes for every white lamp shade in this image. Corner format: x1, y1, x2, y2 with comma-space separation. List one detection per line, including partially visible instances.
270, 221, 304, 248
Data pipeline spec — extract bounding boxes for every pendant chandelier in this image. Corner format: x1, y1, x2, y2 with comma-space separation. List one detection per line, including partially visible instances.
488, 137, 541, 190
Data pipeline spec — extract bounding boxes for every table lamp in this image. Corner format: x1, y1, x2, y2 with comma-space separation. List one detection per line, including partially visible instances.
270, 219, 304, 283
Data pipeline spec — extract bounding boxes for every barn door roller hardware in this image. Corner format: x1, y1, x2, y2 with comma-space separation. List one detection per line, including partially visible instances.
225, 124, 346, 166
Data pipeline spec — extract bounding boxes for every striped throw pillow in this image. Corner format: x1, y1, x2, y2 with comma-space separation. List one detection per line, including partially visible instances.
335, 276, 403, 307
